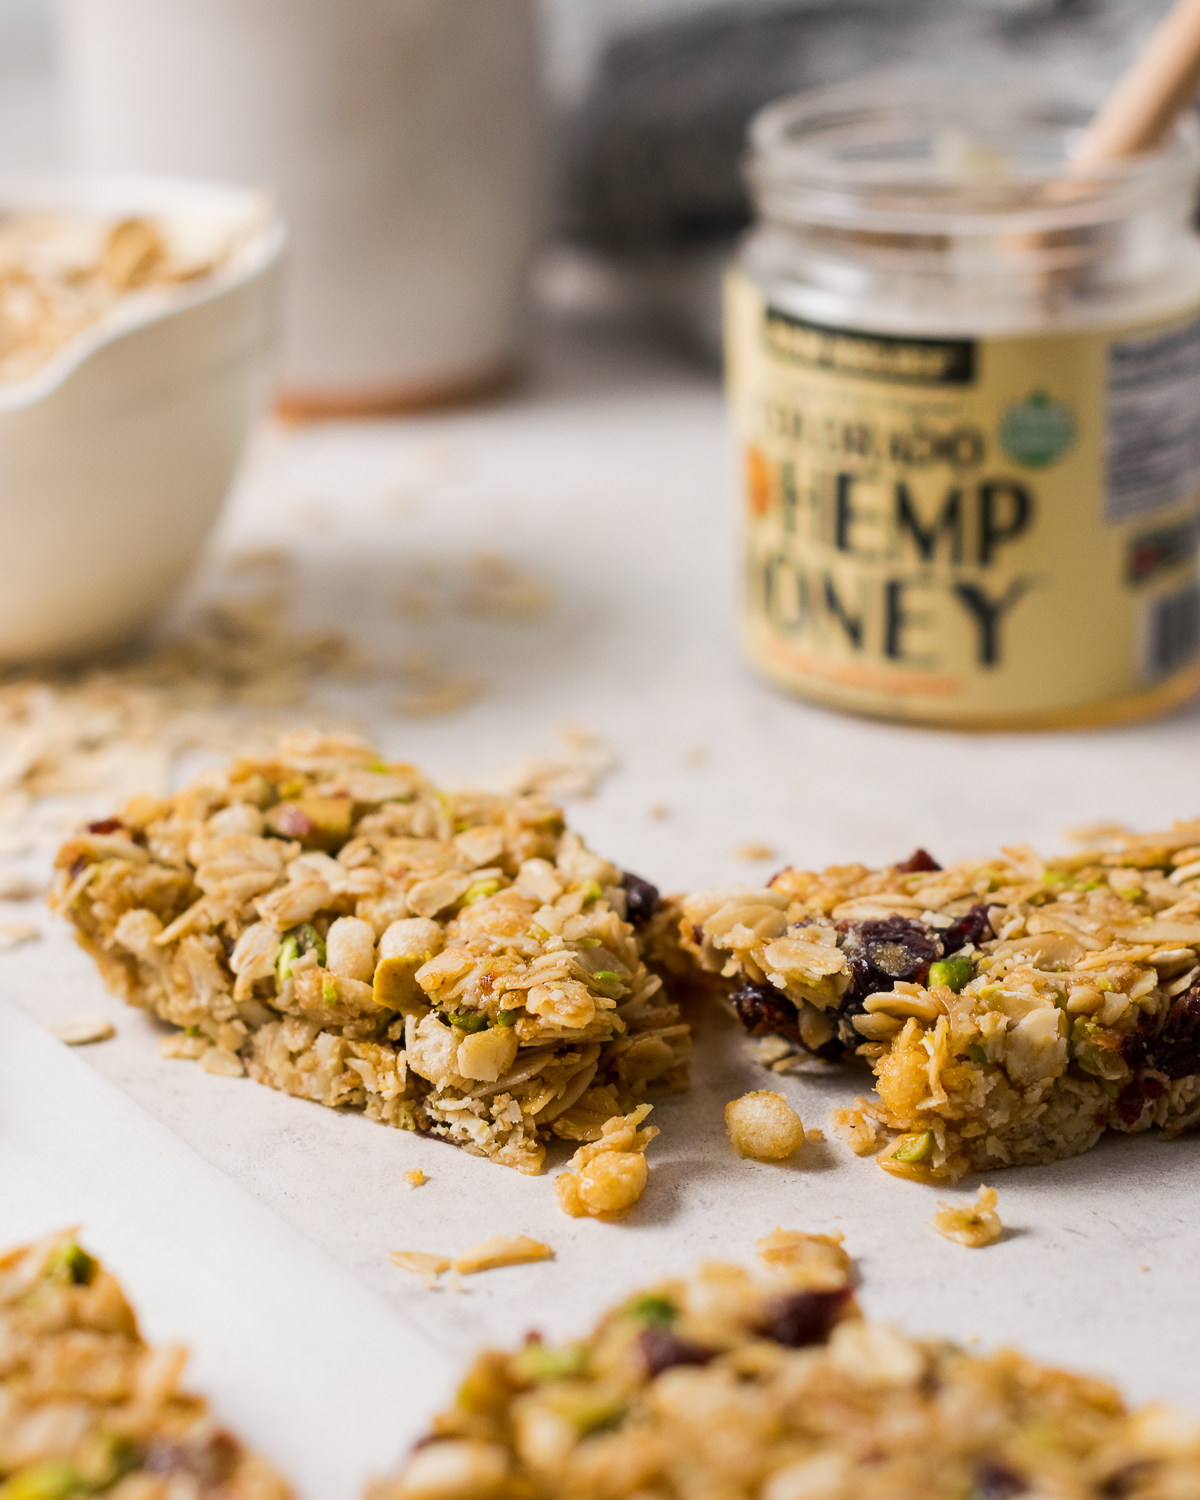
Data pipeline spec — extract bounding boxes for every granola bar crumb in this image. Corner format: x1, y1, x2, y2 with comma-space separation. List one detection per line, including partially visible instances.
452, 1235, 553, 1275
756, 1227, 849, 1287
556, 1106, 658, 1218
748, 1035, 794, 1067
735, 842, 778, 861
403, 1168, 426, 1189
832, 1102, 887, 1156
931, 1185, 1002, 1248
806, 1127, 825, 1143
48, 1014, 114, 1046
725, 1090, 805, 1161
389, 1250, 452, 1289
648, 803, 670, 820
0, 921, 39, 949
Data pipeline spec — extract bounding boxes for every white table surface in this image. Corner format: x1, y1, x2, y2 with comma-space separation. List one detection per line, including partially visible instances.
6, 318, 1200, 1498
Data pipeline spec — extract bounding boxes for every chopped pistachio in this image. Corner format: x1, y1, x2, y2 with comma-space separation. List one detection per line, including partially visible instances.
461, 878, 501, 906
496, 1010, 518, 1027
448, 1011, 488, 1034
42, 1239, 98, 1287
592, 970, 621, 984
184, 1025, 200, 1038
513, 1342, 588, 1383
0, 1463, 89, 1500
322, 980, 338, 1006
623, 1293, 677, 1326
278, 921, 325, 983
966, 1044, 988, 1066
891, 1130, 935, 1165
928, 956, 973, 992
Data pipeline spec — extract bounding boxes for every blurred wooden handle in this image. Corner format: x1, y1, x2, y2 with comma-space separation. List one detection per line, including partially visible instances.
1080, 0, 1200, 161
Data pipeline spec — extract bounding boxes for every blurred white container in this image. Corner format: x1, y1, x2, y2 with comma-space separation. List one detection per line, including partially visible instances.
57, 0, 542, 415
0, 174, 284, 663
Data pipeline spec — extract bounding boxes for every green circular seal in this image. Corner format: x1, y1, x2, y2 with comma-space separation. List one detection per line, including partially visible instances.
998, 389, 1076, 468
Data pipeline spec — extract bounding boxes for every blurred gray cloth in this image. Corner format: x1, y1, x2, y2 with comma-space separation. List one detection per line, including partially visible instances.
565, 0, 1167, 255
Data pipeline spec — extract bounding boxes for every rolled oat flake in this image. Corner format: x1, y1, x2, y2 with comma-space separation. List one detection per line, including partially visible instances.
728, 73, 1200, 726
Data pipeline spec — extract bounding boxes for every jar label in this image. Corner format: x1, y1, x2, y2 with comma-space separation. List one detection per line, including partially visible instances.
728, 269, 1200, 724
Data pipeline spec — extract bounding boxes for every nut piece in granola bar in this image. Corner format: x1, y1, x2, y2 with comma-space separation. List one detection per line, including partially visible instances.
725, 1090, 805, 1161
451, 1235, 553, 1275
677, 825, 1200, 1179
50, 733, 690, 1178
370, 1253, 1200, 1500
931, 1185, 1002, 1248
0, 1229, 292, 1498
555, 1105, 658, 1218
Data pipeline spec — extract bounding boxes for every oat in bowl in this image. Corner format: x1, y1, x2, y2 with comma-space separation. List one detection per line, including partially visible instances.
0, 1228, 292, 1497
676, 827, 1200, 1180
0, 177, 283, 664
50, 732, 689, 1175
369, 1249, 1200, 1500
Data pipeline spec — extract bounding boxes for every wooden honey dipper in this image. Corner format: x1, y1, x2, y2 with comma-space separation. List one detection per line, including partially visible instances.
1078, 0, 1200, 162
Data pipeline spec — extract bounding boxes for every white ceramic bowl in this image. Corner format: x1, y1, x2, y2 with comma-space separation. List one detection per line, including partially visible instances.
0, 173, 285, 664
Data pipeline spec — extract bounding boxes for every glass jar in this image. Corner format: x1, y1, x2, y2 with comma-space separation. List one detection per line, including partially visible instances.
727, 72, 1200, 727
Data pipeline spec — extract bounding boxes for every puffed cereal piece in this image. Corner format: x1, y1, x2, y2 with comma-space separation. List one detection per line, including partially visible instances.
725, 1090, 805, 1161
555, 1106, 658, 1218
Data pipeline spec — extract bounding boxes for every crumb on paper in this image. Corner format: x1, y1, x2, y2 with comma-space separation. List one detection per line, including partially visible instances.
648, 803, 670, 821
462, 553, 552, 623
0, 922, 39, 949
756, 1227, 849, 1287
403, 1168, 425, 1189
1064, 820, 1130, 845
556, 1106, 657, 1219
389, 1250, 453, 1290
748, 1035, 793, 1068
806, 1127, 824, 1144
223, 545, 293, 577
159, 1032, 208, 1061
0, 869, 41, 900
393, 676, 486, 718
500, 725, 618, 803
931, 1185, 1002, 1248
725, 1091, 805, 1162
735, 842, 778, 862
48, 1014, 115, 1046
452, 1235, 553, 1275
832, 1100, 887, 1156
682, 746, 708, 768
1139, 1264, 1150, 1273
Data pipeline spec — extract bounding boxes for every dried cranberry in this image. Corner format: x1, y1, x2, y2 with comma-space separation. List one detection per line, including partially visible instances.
840, 917, 942, 1003
638, 1327, 714, 1377
1116, 1073, 1166, 1125
973, 1460, 1027, 1498
730, 981, 801, 1045
621, 872, 660, 927
86, 817, 123, 835
895, 848, 942, 874
1144, 986, 1200, 1079
941, 904, 993, 954
270, 803, 315, 839
68, 856, 89, 879
761, 1288, 851, 1348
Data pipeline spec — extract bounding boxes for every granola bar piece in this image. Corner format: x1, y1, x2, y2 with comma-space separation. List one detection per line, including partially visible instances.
678, 827, 1200, 1179
50, 734, 688, 1175
369, 1253, 1200, 1500
0, 1229, 291, 1498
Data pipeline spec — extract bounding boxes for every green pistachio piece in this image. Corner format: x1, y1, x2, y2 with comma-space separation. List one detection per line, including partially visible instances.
624, 1293, 677, 1326
495, 1010, 518, 1027
929, 957, 973, 993
891, 1130, 935, 1164
447, 1011, 488, 1033
42, 1239, 98, 1288
0, 1463, 89, 1500
512, 1342, 589, 1383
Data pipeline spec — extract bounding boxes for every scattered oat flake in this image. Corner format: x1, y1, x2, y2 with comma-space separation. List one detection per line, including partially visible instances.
403, 1168, 426, 1189
451, 1235, 553, 1275
931, 1185, 1002, 1248
49, 1014, 115, 1046
389, 1250, 452, 1283
736, 842, 777, 861
500, 725, 618, 802
0, 922, 39, 949
1065, 820, 1130, 845
748, 1035, 793, 1068
756, 1228, 849, 1287
394, 677, 485, 718
648, 803, 670, 820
